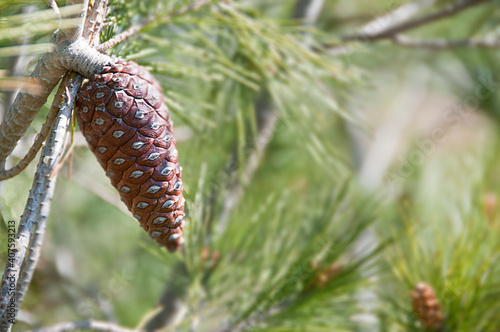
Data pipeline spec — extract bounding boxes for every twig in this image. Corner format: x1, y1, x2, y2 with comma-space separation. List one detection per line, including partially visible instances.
292, 0, 324, 22
46, 0, 62, 22
0, 75, 81, 329
96, 0, 221, 52
142, 262, 189, 332
62, 0, 90, 42
25, 320, 138, 332
82, 0, 109, 47
0, 73, 70, 329
49, 136, 74, 179
391, 35, 500, 49
357, 0, 437, 39
342, 0, 492, 42
0, 77, 68, 181
2, 5, 38, 119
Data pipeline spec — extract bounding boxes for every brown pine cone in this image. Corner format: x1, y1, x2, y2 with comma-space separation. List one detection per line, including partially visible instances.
411, 282, 445, 330
75, 59, 185, 252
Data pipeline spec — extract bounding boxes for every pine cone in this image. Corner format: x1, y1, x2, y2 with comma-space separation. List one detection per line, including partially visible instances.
75, 59, 185, 252
306, 262, 342, 290
411, 282, 444, 330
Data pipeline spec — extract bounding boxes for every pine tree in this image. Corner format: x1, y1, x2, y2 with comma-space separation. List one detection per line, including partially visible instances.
0, 0, 499, 331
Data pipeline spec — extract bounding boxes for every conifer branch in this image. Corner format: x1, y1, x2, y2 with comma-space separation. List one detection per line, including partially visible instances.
357, 0, 438, 39
325, 0, 437, 55
3, 5, 38, 118
46, 0, 62, 22
26, 320, 138, 332
82, 0, 109, 47
292, 0, 324, 23
391, 35, 500, 49
0, 54, 66, 168
11, 75, 78, 319
0, 73, 80, 329
0, 80, 67, 181
341, 0, 492, 42
142, 262, 189, 331
325, 0, 494, 55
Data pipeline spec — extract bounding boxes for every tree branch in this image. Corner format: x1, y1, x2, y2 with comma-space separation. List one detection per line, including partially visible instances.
25, 320, 138, 332
0, 79, 67, 181
144, 1, 317, 330
292, 0, 324, 22
342, 0, 492, 42
82, 0, 109, 47
0, 74, 80, 329
142, 262, 189, 332
46, 0, 62, 22
13, 75, 80, 317
0, 52, 66, 168
390, 34, 500, 49
359, 0, 438, 38
326, 0, 438, 56
2, 5, 38, 119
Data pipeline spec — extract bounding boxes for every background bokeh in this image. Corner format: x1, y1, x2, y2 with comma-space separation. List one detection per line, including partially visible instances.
1, 0, 500, 331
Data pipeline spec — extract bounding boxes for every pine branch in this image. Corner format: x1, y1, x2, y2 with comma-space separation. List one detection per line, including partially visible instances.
341, 0, 492, 42
0, 79, 67, 181
292, 0, 324, 22
2, 5, 38, 119
0, 54, 65, 168
96, 0, 224, 52
325, 0, 494, 56
45, 0, 62, 22
142, 262, 189, 331
11, 75, 77, 314
326, 0, 436, 56
358, 0, 438, 38
25, 320, 138, 332
217, 0, 324, 236
0, 74, 80, 329
390, 34, 500, 49
82, 0, 108, 47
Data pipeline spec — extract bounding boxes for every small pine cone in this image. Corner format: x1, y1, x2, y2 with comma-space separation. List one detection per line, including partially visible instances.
75, 59, 185, 252
306, 262, 342, 290
410, 282, 445, 330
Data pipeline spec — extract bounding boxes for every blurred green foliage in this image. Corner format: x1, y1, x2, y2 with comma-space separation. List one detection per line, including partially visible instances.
0, 0, 500, 331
